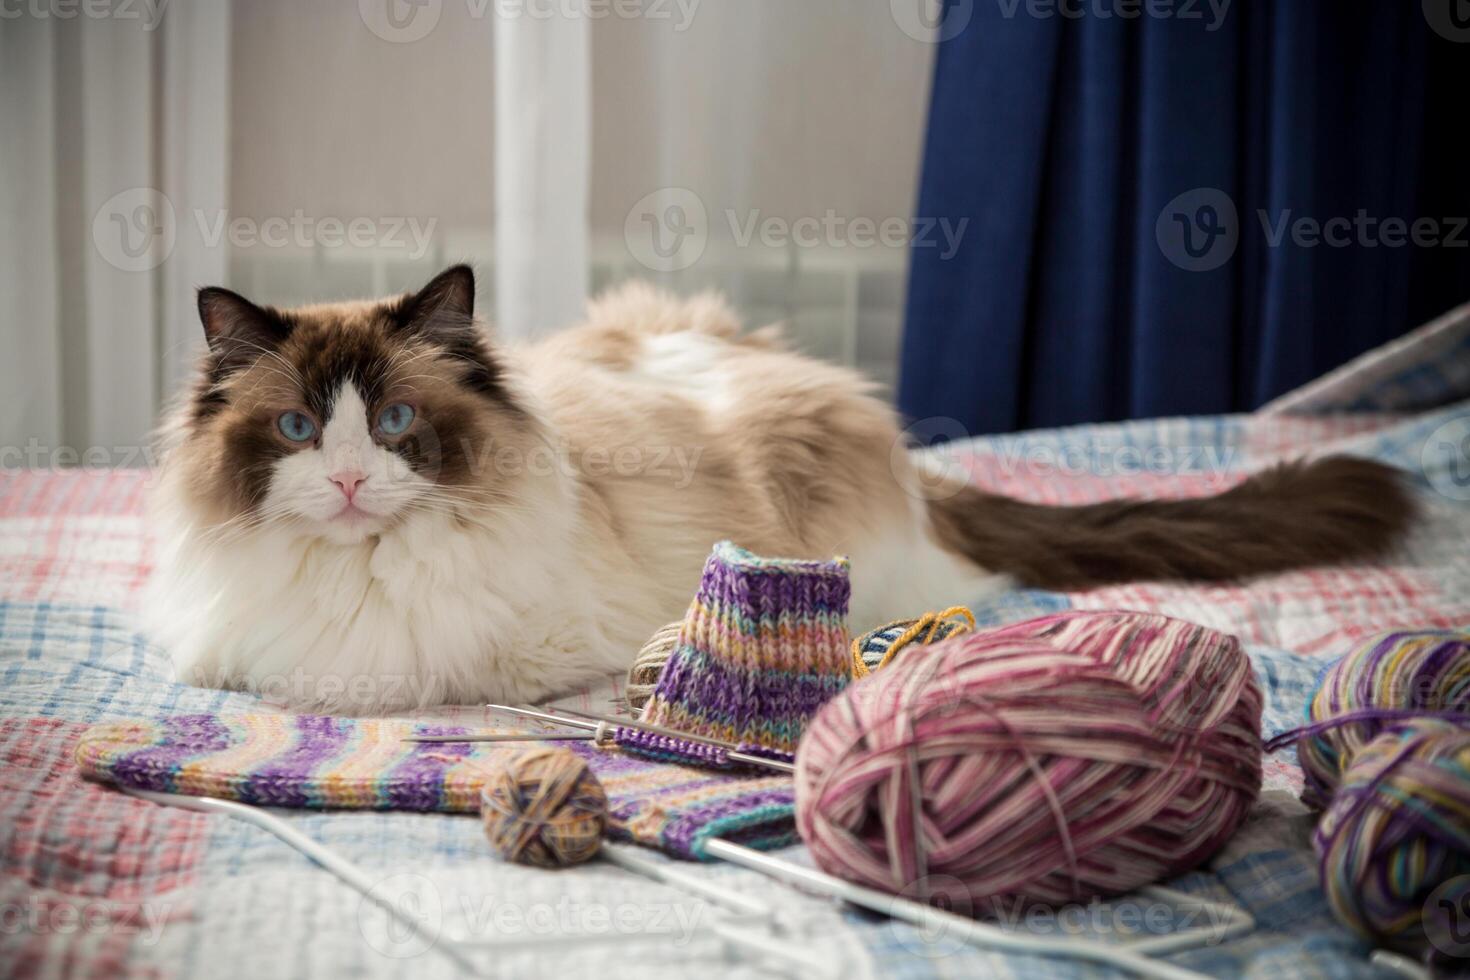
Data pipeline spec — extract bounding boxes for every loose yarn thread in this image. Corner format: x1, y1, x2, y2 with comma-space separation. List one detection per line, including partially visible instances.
479, 747, 608, 868
1265, 629, 1470, 957
796, 610, 1262, 908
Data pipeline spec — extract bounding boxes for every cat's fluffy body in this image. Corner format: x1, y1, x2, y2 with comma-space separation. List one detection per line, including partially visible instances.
146, 272, 995, 712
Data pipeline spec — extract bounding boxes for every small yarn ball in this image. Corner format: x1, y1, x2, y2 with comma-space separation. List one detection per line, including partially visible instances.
1297, 629, 1470, 808
627, 622, 682, 712
796, 611, 1262, 908
1314, 719, 1470, 956
480, 748, 607, 868
850, 606, 975, 678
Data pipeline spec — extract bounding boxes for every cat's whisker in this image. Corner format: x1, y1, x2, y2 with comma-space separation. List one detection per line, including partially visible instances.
194, 498, 304, 545
227, 337, 308, 387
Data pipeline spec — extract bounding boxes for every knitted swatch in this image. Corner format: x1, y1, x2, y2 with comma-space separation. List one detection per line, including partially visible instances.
635, 541, 853, 764
75, 714, 795, 860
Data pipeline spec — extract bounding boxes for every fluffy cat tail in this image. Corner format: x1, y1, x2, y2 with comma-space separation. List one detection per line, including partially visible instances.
927, 456, 1416, 591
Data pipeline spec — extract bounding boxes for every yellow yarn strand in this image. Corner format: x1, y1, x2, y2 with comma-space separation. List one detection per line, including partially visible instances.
851, 607, 976, 679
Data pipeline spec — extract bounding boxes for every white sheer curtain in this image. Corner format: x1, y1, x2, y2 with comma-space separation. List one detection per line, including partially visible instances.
1, 18, 61, 454
162, 1, 232, 397
1, 1, 931, 458
0, 2, 230, 460
493, 8, 590, 340
586, 2, 934, 377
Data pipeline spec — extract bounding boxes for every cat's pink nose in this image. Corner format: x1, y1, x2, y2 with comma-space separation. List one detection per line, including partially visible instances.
329, 471, 366, 501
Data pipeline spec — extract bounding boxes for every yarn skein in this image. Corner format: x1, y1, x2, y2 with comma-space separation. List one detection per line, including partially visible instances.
1314, 719, 1470, 956
479, 748, 608, 868
1273, 629, 1470, 808
796, 610, 1262, 908
626, 622, 682, 712
1263, 629, 1470, 957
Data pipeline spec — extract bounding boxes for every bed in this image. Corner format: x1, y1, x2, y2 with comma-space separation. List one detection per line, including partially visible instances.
4, 304, 1469, 979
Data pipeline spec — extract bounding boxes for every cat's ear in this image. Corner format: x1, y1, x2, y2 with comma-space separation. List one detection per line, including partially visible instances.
197, 287, 293, 369
395, 265, 476, 336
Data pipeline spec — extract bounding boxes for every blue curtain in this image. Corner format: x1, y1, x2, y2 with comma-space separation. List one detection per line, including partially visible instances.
899, 2, 1470, 440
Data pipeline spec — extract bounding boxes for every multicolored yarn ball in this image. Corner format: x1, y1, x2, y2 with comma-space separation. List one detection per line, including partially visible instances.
796, 610, 1262, 908
850, 606, 975, 678
1313, 719, 1470, 956
1262, 629, 1470, 955
634, 541, 852, 765
479, 747, 608, 868
626, 621, 682, 712
1287, 629, 1470, 808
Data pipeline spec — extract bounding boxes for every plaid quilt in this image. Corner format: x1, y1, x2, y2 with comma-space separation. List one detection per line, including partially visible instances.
4, 310, 1470, 979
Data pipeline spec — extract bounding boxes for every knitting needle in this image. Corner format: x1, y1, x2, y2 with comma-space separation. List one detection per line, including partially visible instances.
488, 704, 797, 775
121, 789, 481, 975
552, 706, 800, 775
401, 732, 594, 743
123, 789, 818, 969
703, 839, 1215, 980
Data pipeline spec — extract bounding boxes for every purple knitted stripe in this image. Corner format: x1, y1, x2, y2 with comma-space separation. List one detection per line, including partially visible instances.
696, 554, 851, 624
109, 714, 233, 793
657, 785, 798, 859
600, 774, 796, 859
730, 742, 797, 764
614, 728, 732, 768
652, 644, 847, 740
383, 725, 476, 810
242, 715, 355, 808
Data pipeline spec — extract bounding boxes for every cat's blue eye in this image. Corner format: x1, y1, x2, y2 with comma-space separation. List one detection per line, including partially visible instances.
377, 403, 415, 436
277, 410, 317, 443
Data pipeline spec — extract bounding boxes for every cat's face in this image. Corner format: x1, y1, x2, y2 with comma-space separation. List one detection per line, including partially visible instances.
176, 265, 525, 544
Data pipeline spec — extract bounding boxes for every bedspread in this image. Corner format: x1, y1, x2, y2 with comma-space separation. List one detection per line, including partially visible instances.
4, 302, 1470, 979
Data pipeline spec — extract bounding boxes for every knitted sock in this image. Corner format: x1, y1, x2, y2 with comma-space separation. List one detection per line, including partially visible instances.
634, 541, 852, 763
75, 713, 794, 860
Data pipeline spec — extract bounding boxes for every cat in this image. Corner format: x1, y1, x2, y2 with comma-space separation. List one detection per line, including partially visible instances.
144, 265, 1415, 713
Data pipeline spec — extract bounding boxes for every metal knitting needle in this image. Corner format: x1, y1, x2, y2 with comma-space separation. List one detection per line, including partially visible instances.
486, 704, 797, 775
512, 704, 798, 775
400, 732, 594, 743
703, 840, 1216, 980
556, 705, 788, 757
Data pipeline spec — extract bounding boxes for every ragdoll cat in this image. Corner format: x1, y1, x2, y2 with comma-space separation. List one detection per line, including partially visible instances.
145, 265, 1414, 712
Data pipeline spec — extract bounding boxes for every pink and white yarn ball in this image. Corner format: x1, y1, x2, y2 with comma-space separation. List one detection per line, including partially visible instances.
795, 610, 1263, 908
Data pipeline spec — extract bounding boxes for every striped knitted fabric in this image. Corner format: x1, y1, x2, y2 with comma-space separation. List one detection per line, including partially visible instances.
636, 541, 852, 763
75, 714, 795, 860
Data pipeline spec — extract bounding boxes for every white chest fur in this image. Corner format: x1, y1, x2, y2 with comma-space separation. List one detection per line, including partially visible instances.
144, 497, 625, 713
